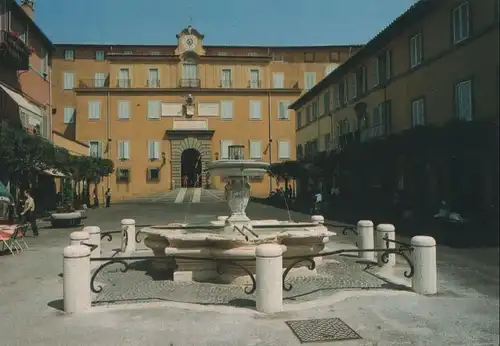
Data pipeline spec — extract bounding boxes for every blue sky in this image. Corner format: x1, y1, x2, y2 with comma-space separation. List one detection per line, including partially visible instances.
33, 0, 416, 46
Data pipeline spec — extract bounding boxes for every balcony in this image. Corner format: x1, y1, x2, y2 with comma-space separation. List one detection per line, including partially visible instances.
220, 80, 233, 88
178, 79, 201, 88
248, 80, 261, 89
117, 79, 132, 88
0, 30, 30, 70
360, 124, 389, 142
77, 79, 110, 89
147, 79, 160, 88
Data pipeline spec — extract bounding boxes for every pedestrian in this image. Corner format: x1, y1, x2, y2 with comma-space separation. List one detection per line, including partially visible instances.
311, 190, 323, 215
20, 189, 38, 236
92, 187, 99, 209
105, 188, 111, 208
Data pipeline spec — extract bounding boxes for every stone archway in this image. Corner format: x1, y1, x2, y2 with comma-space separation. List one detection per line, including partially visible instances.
170, 136, 212, 189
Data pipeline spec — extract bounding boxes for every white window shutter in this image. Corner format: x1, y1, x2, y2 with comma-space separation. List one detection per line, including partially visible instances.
249, 140, 261, 159
278, 141, 290, 159
220, 140, 233, 159
221, 101, 233, 119
154, 141, 160, 159
273, 72, 284, 88
249, 100, 261, 120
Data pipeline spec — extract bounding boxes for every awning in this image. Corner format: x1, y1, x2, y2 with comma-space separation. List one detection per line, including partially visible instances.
40, 169, 70, 178
0, 84, 42, 116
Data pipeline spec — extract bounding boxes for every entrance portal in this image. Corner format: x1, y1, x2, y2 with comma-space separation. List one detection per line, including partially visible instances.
181, 148, 202, 187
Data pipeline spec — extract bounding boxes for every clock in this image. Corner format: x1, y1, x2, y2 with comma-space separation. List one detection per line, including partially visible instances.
182, 35, 197, 51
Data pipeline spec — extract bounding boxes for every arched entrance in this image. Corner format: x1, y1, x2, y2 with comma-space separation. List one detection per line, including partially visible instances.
181, 148, 202, 187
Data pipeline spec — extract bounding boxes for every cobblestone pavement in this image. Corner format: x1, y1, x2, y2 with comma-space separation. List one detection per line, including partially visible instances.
0, 200, 498, 346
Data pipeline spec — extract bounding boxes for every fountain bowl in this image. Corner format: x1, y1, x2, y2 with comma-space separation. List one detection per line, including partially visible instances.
206, 159, 269, 178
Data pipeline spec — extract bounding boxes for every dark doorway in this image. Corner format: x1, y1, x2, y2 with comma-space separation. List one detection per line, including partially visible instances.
181, 148, 202, 187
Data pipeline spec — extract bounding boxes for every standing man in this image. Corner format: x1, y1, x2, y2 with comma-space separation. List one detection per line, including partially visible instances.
105, 188, 111, 208
20, 189, 38, 236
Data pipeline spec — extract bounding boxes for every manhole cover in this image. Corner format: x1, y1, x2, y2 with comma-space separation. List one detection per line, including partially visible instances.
285, 318, 361, 343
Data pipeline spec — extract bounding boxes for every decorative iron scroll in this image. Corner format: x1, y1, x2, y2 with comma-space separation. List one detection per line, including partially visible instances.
100, 226, 128, 248
90, 255, 257, 295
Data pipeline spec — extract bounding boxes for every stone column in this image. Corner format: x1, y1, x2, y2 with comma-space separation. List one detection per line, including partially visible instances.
69, 231, 89, 246
411, 236, 437, 295
63, 244, 91, 313
83, 226, 101, 270
121, 219, 136, 253
357, 220, 375, 262
256, 244, 283, 313
375, 224, 396, 268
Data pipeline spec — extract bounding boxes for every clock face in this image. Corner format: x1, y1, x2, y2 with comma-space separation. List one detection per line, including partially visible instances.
183, 35, 197, 50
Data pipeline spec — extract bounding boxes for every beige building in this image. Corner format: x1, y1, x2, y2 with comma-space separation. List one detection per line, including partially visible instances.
51, 26, 361, 199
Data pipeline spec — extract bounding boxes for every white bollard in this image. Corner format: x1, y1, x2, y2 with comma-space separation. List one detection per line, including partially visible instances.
311, 215, 324, 224
375, 224, 396, 268
69, 231, 89, 246
357, 220, 375, 262
83, 226, 101, 270
121, 219, 136, 253
63, 244, 91, 313
255, 244, 283, 313
411, 236, 437, 295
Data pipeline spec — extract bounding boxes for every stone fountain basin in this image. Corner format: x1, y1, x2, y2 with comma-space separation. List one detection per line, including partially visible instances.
205, 159, 269, 178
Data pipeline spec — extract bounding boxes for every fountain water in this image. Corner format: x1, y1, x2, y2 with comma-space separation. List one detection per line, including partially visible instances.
142, 145, 335, 284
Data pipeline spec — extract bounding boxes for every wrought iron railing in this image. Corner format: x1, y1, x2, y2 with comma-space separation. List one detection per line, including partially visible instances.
220, 80, 233, 88
178, 79, 200, 88
147, 79, 160, 88
116, 79, 132, 88
248, 80, 261, 88
77, 79, 110, 88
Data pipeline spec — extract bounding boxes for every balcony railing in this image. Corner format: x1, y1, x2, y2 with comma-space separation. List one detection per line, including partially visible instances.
360, 124, 389, 142
117, 79, 132, 88
178, 79, 201, 88
147, 79, 160, 88
220, 80, 233, 88
0, 30, 30, 70
77, 79, 110, 88
248, 80, 261, 88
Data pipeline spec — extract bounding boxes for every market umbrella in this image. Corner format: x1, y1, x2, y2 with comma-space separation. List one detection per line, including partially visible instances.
0, 181, 13, 202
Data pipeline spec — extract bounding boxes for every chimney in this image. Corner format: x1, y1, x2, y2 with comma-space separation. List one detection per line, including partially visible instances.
20, 0, 35, 20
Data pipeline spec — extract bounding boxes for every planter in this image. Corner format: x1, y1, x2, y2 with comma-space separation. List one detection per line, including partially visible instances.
50, 210, 87, 228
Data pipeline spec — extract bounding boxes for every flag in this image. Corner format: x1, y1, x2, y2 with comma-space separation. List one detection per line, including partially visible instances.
263, 143, 270, 155
194, 155, 201, 169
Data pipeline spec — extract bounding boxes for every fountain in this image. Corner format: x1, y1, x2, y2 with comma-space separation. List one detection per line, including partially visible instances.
142, 145, 335, 284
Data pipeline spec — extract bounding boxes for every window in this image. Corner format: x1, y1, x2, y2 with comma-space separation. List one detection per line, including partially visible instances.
123, 51, 133, 55
455, 80, 473, 121
221, 69, 232, 88
373, 50, 391, 87
324, 133, 331, 151
304, 72, 316, 90
88, 101, 101, 120
329, 52, 340, 62
147, 100, 161, 119
117, 168, 130, 183
40, 48, 48, 76
95, 51, 105, 60
63, 73, 75, 90
249, 140, 262, 159
342, 79, 349, 104
410, 33, 423, 68
150, 51, 160, 56
351, 73, 357, 99
296, 111, 302, 129
249, 69, 260, 88
306, 106, 311, 123
273, 72, 284, 88
453, 2, 470, 43
278, 101, 291, 120
323, 92, 330, 115
220, 101, 233, 120
220, 140, 233, 159
63, 107, 75, 124
325, 64, 338, 76
249, 100, 262, 120
118, 101, 131, 120
312, 101, 318, 120
411, 98, 425, 127
88, 141, 102, 158
94, 73, 106, 87
147, 168, 160, 181
148, 140, 161, 160
304, 52, 315, 62
217, 51, 228, 56
64, 50, 74, 61
182, 58, 198, 80
278, 140, 290, 159
334, 85, 340, 108
19, 29, 27, 44
118, 140, 130, 160
118, 68, 130, 88
356, 66, 366, 95
148, 68, 160, 87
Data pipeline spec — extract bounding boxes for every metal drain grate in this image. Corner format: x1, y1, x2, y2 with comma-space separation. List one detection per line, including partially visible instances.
285, 318, 361, 343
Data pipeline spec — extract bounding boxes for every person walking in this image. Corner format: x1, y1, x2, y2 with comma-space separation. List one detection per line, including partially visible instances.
105, 188, 111, 208
20, 189, 38, 236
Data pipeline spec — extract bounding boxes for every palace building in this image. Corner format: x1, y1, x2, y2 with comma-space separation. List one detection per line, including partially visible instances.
51, 26, 361, 199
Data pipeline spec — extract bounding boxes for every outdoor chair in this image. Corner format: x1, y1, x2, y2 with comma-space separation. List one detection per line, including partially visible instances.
0, 224, 29, 255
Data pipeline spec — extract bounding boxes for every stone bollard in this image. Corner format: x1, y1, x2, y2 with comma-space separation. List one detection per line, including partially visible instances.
357, 220, 375, 262
375, 224, 396, 268
69, 231, 89, 246
63, 244, 91, 313
255, 244, 283, 313
411, 236, 437, 295
121, 219, 136, 253
311, 215, 324, 224
83, 226, 101, 270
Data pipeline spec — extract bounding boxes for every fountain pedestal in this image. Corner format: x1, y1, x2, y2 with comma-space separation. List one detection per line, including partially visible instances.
225, 178, 251, 225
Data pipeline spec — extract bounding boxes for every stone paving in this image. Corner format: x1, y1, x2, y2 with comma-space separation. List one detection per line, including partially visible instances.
0, 199, 499, 345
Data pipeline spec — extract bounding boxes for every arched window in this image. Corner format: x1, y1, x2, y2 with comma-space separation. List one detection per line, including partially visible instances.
182, 58, 198, 80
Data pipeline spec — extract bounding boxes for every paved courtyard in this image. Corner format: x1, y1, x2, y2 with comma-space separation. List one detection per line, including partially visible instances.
0, 197, 499, 345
